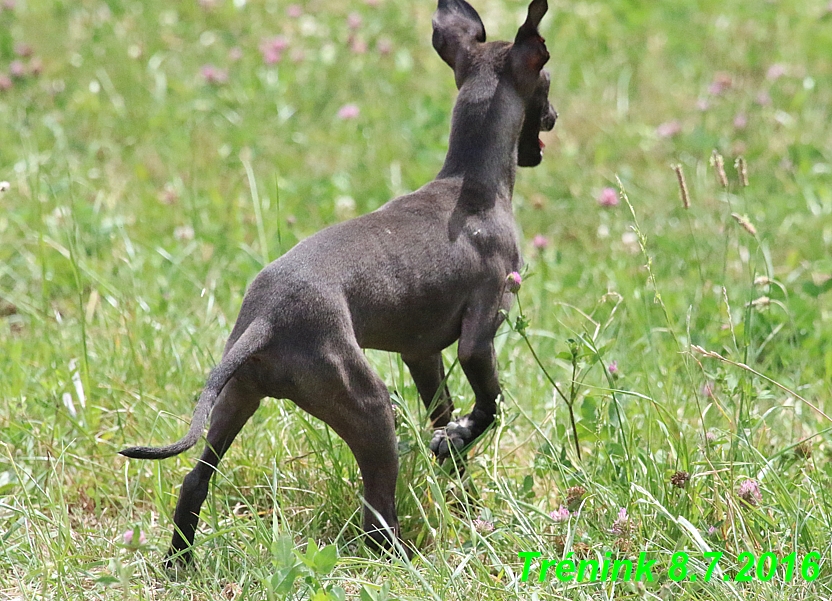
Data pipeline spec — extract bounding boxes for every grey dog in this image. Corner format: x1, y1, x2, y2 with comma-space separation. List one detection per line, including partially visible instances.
121, 0, 556, 563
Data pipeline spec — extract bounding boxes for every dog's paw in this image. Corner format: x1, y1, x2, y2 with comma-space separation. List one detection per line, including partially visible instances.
162, 548, 195, 577
429, 419, 474, 461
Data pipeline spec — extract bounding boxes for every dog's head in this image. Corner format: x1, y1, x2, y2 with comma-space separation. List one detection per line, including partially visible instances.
517, 68, 557, 167
432, 0, 557, 168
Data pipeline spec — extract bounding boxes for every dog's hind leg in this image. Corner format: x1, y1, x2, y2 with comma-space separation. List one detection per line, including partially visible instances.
291, 346, 400, 552
403, 352, 454, 428
166, 375, 263, 566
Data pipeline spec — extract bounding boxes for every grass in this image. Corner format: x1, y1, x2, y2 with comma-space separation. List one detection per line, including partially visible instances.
2, 0, 832, 598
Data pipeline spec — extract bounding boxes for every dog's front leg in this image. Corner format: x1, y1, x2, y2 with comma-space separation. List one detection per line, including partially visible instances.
403, 353, 454, 428
430, 300, 503, 460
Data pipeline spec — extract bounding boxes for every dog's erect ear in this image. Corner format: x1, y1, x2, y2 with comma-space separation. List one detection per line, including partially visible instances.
432, 0, 486, 71
516, 0, 547, 44
512, 0, 549, 73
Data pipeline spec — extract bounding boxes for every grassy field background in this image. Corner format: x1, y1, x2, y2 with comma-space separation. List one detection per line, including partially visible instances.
2, 0, 832, 599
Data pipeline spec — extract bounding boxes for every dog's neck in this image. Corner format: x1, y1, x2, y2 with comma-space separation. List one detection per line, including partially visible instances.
436, 80, 524, 205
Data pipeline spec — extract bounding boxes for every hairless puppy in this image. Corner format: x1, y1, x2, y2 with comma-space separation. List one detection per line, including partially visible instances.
121, 0, 556, 564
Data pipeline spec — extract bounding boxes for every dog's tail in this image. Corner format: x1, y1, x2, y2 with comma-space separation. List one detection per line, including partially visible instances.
119, 320, 270, 460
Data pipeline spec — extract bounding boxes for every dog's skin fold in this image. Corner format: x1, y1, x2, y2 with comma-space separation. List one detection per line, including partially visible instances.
121, 0, 556, 565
